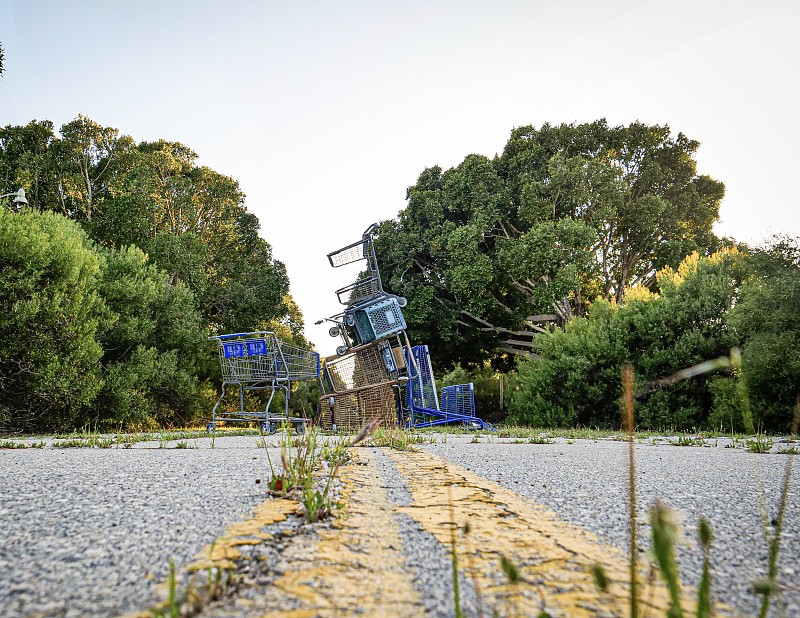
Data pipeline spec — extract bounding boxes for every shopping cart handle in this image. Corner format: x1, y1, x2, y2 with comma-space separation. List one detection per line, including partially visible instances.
210, 331, 274, 340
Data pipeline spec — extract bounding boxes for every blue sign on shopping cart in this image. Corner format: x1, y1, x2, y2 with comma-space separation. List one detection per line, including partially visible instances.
223, 342, 245, 358
246, 339, 268, 356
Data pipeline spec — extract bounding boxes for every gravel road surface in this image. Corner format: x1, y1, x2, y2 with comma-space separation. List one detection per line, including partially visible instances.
0, 434, 797, 617
427, 436, 800, 617
0, 435, 278, 617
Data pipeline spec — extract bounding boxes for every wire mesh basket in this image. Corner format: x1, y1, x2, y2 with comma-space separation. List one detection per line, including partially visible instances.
440, 383, 476, 417
322, 343, 392, 392
318, 383, 397, 432
207, 332, 320, 432
327, 235, 373, 268
335, 275, 383, 306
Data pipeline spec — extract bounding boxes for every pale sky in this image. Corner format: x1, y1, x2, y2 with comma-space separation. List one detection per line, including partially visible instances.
2, 0, 798, 354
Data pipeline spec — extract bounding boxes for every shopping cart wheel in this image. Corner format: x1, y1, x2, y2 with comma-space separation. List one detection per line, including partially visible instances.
206, 422, 215, 433
268, 422, 278, 435
295, 422, 306, 435
328, 326, 341, 338
345, 314, 355, 327
336, 345, 348, 356
397, 296, 408, 308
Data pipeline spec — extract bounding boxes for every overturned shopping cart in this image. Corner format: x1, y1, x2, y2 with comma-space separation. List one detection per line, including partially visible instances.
208, 332, 320, 434
401, 345, 492, 430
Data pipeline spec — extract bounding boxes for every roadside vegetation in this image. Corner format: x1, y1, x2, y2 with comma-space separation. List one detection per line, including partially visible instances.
0, 117, 318, 435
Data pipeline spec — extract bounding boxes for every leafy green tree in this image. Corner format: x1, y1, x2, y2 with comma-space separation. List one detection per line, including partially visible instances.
91, 245, 208, 429
376, 120, 724, 367
89, 138, 290, 333
728, 236, 800, 433
47, 115, 133, 221
499, 121, 725, 301
0, 209, 105, 432
0, 120, 59, 210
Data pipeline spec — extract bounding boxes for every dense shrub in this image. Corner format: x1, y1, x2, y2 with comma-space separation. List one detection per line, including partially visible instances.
0, 209, 105, 431
507, 300, 626, 428
91, 245, 208, 429
507, 250, 744, 430
728, 237, 800, 433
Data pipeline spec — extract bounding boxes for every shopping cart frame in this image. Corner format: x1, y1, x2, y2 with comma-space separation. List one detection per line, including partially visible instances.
208, 331, 321, 434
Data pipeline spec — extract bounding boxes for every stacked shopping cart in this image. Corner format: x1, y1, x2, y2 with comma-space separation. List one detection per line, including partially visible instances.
317, 224, 491, 432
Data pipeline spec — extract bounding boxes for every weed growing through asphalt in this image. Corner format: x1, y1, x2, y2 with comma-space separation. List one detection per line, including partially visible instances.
150, 541, 233, 617
261, 419, 381, 522
366, 426, 433, 451
746, 436, 774, 454
0, 440, 46, 449
754, 398, 799, 617
622, 364, 641, 618
447, 486, 465, 618
670, 435, 707, 447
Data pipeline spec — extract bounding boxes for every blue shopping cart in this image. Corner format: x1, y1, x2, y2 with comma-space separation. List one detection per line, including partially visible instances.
401, 345, 493, 430
208, 332, 320, 434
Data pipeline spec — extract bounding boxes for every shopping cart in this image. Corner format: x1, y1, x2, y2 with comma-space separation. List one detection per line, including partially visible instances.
401, 345, 492, 430
324, 223, 408, 353
317, 337, 409, 432
208, 332, 320, 434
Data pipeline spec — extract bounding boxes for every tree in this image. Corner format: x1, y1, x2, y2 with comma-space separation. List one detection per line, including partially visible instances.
728, 236, 800, 432
89, 138, 291, 333
0, 120, 59, 209
376, 120, 725, 367
92, 245, 208, 429
0, 209, 105, 432
48, 115, 133, 221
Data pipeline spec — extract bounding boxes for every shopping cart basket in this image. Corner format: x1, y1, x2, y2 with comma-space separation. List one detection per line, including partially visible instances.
401, 345, 492, 430
325, 223, 409, 352
327, 223, 384, 307
208, 332, 320, 434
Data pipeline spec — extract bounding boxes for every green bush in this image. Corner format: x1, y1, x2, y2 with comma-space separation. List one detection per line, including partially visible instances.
0, 209, 105, 432
92, 245, 207, 429
728, 237, 800, 433
707, 376, 746, 433
507, 300, 625, 428
507, 250, 744, 430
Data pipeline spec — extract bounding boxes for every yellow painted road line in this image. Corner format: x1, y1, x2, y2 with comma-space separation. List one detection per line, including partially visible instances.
260, 448, 425, 617
386, 448, 709, 618
142, 446, 728, 617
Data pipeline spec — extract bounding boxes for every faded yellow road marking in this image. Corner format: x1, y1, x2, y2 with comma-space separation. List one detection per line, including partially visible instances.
246, 448, 425, 617
188, 498, 298, 571
386, 448, 702, 617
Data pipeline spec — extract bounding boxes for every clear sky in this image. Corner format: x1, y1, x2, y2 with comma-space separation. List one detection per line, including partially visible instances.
2, 0, 798, 354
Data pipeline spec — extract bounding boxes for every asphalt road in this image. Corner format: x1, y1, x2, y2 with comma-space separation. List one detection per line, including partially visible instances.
0, 433, 797, 617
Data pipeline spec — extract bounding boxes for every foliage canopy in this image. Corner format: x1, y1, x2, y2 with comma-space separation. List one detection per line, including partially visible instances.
376, 120, 725, 368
